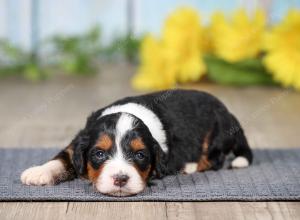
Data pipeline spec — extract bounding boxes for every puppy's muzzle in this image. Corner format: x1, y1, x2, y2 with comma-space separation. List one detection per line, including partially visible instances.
113, 174, 129, 187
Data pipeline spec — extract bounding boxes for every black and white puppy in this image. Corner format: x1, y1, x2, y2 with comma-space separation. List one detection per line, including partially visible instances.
21, 89, 252, 196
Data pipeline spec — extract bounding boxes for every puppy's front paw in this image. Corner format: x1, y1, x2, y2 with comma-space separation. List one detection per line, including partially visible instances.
21, 166, 55, 185
21, 160, 64, 186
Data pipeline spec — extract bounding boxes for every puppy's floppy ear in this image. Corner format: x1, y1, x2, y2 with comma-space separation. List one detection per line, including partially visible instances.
71, 111, 103, 176
152, 143, 168, 179
72, 130, 90, 176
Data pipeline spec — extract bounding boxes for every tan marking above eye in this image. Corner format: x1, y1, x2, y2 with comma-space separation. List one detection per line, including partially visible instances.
130, 137, 145, 151
95, 134, 113, 150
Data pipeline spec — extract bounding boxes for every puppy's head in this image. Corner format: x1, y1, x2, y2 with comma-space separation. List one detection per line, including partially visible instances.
71, 112, 165, 196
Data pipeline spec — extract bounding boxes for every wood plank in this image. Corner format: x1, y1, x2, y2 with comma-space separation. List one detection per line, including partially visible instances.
193, 202, 244, 220
1, 202, 299, 220
65, 202, 167, 220
0, 202, 68, 220
0, 202, 167, 220
284, 202, 300, 220
239, 202, 300, 220
166, 202, 300, 220
166, 202, 197, 220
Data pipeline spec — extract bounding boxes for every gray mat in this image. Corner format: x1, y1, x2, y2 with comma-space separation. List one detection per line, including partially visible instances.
0, 148, 299, 201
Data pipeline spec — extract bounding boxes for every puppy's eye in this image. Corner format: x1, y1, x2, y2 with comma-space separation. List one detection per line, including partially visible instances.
135, 151, 145, 160
95, 150, 106, 160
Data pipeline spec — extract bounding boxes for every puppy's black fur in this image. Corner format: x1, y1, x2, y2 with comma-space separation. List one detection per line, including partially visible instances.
53, 89, 252, 182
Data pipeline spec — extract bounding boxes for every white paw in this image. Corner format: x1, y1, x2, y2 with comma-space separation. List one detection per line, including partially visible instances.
21, 160, 64, 186
231, 156, 249, 168
183, 162, 198, 174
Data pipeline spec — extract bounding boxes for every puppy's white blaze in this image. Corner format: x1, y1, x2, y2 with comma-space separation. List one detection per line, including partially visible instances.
231, 156, 249, 168
115, 113, 134, 159
99, 102, 168, 153
95, 113, 145, 196
20, 160, 65, 185
183, 162, 198, 174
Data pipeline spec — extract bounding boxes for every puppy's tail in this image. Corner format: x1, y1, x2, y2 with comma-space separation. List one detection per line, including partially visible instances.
227, 113, 253, 168
214, 110, 252, 168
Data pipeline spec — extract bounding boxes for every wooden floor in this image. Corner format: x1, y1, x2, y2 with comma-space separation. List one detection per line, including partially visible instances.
0, 62, 299, 220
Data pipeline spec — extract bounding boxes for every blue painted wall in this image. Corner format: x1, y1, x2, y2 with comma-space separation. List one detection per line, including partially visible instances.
0, 0, 299, 50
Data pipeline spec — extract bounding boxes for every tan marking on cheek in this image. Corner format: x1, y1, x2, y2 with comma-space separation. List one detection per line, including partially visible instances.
130, 138, 145, 151
134, 165, 151, 182
87, 162, 104, 182
96, 134, 113, 151
197, 132, 212, 172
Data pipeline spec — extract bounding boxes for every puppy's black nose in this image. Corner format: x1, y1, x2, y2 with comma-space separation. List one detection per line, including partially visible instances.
113, 174, 129, 187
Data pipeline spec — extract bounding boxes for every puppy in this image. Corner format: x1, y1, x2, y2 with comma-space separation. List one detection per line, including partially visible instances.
21, 89, 252, 196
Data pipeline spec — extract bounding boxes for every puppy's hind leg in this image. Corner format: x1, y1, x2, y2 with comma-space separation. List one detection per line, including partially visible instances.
229, 114, 253, 168
197, 125, 227, 172
231, 132, 252, 168
21, 145, 76, 185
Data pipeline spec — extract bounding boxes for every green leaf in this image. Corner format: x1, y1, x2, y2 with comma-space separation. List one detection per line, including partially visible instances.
204, 55, 276, 86
51, 26, 101, 75
103, 34, 141, 62
23, 62, 47, 81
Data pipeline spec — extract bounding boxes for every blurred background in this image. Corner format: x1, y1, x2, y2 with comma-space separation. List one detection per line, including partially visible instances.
0, 0, 299, 149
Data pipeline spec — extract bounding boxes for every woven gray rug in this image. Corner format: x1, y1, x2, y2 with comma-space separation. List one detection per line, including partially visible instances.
0, 148, 299, 201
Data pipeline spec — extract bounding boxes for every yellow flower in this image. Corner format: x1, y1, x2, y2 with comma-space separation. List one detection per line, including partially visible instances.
263, 10, 300, 89
210, 9, 266, 62
201, 26, 213, 53
132, 7, 207, 91
131, 35, 176, 90
162, 7, 206, 83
